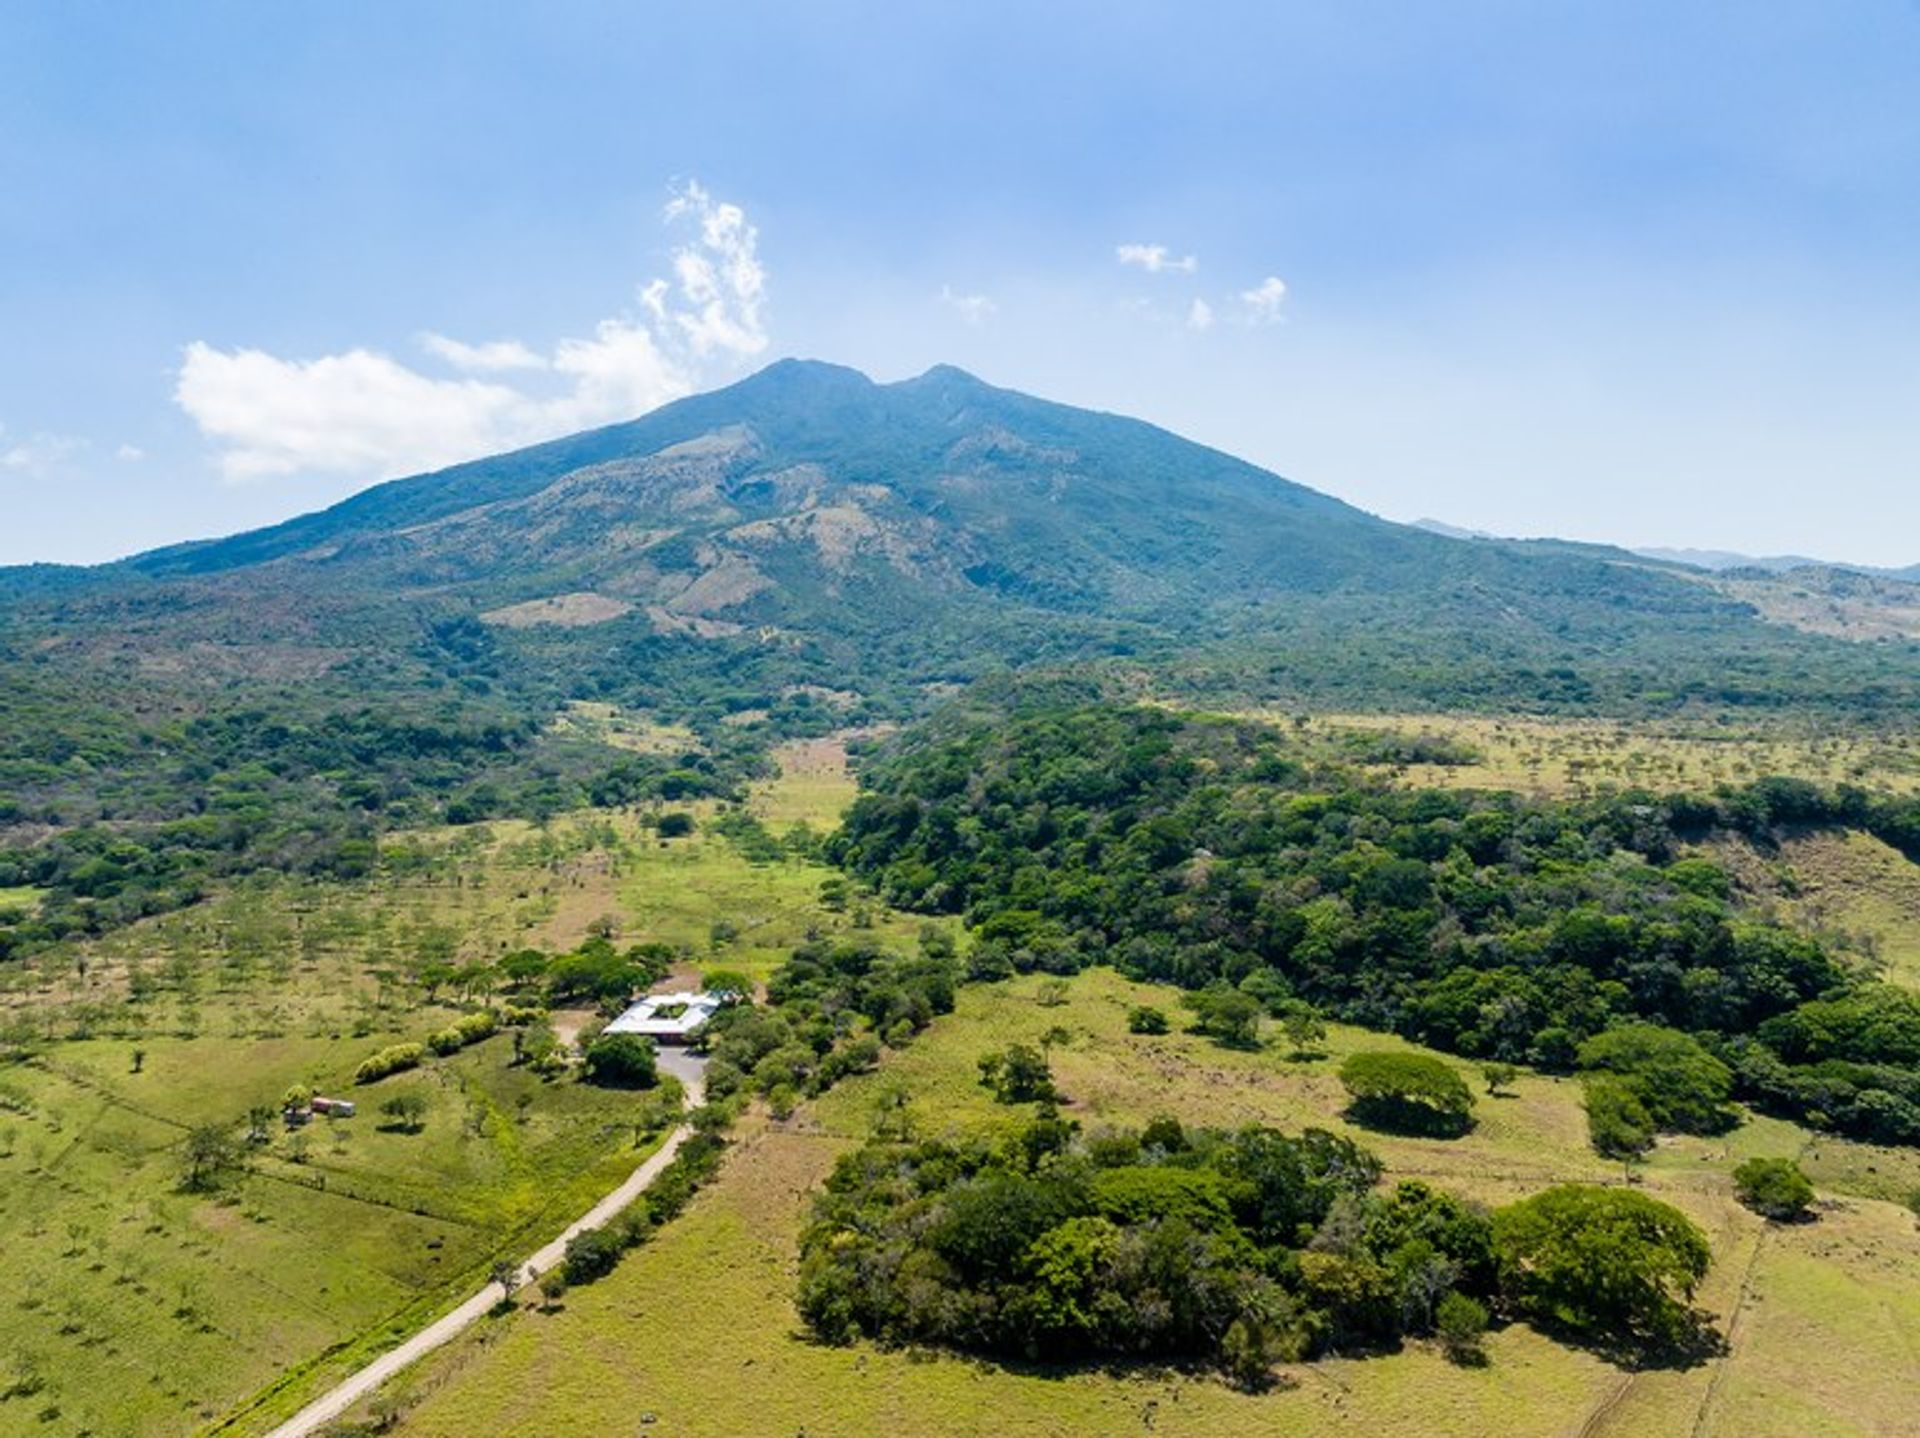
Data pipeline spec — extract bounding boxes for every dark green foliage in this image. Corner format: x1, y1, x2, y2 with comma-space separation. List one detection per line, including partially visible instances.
978, 1044, 1058, 1104
1493, 1185, 1711, 1353
581, 1033, 660, 1089
1184, 984, 1264, 1047
1582, 1077, 1655, 1161
1126, 1005, 1170, 1035
1339, 1052, 1475, 1137
1732, 1157, 1815, 1221
832, 704, 1917, 1146
561, 1225, 626, 1285
657, 811, 697, 839
1576, 1025, 1736, 1137
1435, 1290, 1490, 1364
796, 1115, 1487, 1381
14, 360, 1920, 965
179, 1123, 245, 1191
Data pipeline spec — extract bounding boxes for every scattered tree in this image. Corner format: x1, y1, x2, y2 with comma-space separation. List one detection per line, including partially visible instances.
179, 1124, 244, 1191
1493, 1185, 1711, 1353
978, 1044, 1057, 1104
379, 1090, 429, 1133
1339, 1052, 1475, 1136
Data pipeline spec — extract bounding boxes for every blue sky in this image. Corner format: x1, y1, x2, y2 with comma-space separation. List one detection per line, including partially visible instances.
3, 2, 1917, 565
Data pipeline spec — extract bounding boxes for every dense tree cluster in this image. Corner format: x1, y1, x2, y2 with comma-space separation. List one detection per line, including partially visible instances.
799, 1111, 1711, 1382
699, 932, 960, 1109
830, 706, 1920, 1146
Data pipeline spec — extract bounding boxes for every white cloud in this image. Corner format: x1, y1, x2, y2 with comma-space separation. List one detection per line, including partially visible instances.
176, 180, 770, 483
1240, 275, 1289, 324
115, 444, 145, 461
0, 426, 84, 479
419, 334, 549, 373
938, 285, 997, 325
1117, 243, 1197, 275
1186, 298, 1216, 332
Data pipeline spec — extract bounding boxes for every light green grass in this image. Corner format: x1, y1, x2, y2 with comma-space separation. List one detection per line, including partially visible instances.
1272, 711, 1920, 798
365, 969, 1920, 1438
0, 760, 916, 1438
0, 884, 44, 915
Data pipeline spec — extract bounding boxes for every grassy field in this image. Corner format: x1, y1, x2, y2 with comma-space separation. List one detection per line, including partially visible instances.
1287, 711, 1920, 797
0, 747, 912, 1437
364, 969, 1920, 1438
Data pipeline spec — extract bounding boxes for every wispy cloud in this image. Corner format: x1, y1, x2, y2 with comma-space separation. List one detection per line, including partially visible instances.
1186, 298, 1215, 332
1240, 275, 1288, 324
938, 285, 997, 325
418, 334, 549, 373
176, 181, 770, 483
1116, 242, 1197, 275
0, 426, 84, 479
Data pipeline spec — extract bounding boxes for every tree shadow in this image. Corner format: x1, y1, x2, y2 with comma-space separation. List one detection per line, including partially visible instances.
1343, 1098, 1474, 1139
1529, 1308, 1727, 1373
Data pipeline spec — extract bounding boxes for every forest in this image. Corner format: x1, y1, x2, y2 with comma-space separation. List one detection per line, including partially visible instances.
829, 705, 1920, 1146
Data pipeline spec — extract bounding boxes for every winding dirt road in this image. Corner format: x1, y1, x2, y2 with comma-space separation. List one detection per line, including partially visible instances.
261, 1064, 703, 1438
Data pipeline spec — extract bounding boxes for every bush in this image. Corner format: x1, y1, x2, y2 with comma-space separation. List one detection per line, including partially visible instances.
1339, 1052, 1475, 1136
657, 812, 696, 838
1185, 984, 1263, 1046
1732, 1157, 1815, 1221
426, 1009, 498, 1056
581, 1032, 660, 1089
354, 1043, 426, 1085
1127, 1005, 1170, 1035
1434, 1290, 1489, 1364
561, 1225, 625, 1285
1493, 1185, 1710, 1353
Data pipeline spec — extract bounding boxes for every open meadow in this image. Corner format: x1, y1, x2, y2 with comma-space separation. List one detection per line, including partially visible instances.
363, 968, 1920, 1438
0, 749, 923, 1438
1292, 711, 1920, 798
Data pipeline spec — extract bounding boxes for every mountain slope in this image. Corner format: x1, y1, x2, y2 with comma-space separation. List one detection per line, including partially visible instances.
7, 359, 1920, 727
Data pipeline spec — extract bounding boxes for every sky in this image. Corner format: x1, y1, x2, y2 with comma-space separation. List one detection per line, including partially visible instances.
2, 1, 1918, 567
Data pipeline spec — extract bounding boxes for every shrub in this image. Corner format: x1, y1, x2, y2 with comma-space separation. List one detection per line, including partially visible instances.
1732, 1157, 1815, 1221
379, 1090, 429, 1133
1434, 1290, 1489, 1364
1185, 983, 1263, 1046
657, 812, 696, 838
1339, 1052, 1475, 1136
426, 1009, 498, 1056
1127, 1005, 1170, 1035
354, 1043, 426, 1085
561, 1225, 625, 1285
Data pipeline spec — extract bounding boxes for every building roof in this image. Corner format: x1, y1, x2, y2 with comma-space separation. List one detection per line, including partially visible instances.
603, 990, 725, 1039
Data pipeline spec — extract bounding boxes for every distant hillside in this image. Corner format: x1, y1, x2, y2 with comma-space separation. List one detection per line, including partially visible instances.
10, 359, 1919, 725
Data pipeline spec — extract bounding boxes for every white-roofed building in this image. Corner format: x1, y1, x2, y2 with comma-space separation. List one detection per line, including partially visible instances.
603, 990, 725, 1044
